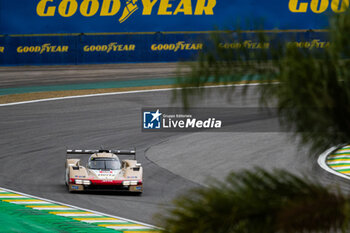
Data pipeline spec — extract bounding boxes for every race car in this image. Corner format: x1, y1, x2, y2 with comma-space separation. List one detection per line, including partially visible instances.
65, 149, 143, 194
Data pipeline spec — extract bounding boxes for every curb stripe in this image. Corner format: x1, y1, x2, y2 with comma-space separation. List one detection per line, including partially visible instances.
99, 224, 145, 227
0, 187, 160, 232
328, 155, 350, 158
0, 194, 26, 197
123, 232, 158, 233
54, 213, 102, 217
73, 218, 119, 220
327, 162, 350, 165
77, 220, 127, 223
31, 207, 75, 210
7, 201, 52, 204
106, 226, 152, 230
318, 146, 350, 180
333, 168, 350, 172
323, 145, 350, 177
334, 150, 350, 153
327, 158, 350, 161
328, 163, 350, 166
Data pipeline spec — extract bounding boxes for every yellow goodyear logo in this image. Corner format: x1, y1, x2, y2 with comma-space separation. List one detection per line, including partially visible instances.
17, 44, 69, 54
219, 41, 270, 49
287, 40, 330, 49
151, 41, 203, 51
36, 0, 216, 23
83, 42, 135, 52
0, 47, 4, 53
289, 0, 349, 13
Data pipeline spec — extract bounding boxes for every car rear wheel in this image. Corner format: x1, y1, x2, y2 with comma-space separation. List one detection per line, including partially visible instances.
65, 168, 69, 187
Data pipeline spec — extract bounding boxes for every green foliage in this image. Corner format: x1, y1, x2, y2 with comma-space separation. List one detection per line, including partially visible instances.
168, 9, 350, 233
175, 10, 350, 154
159, 169, 349, 233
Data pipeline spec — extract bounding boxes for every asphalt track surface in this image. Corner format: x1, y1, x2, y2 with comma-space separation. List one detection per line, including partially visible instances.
0, 63, 182, 88
0, 86, 348, 225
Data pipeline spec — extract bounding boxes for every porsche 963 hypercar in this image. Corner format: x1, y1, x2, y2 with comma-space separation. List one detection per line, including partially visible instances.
65, 149, 143, 194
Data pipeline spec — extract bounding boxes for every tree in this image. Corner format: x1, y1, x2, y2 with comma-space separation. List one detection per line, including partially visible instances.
159, 169, 349, 233
160, 8, 350, 233
175, 10, 350, 155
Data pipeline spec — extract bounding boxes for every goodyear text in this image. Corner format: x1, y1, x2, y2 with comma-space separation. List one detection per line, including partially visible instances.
289, 0, 349, 13
151, 41, 203, 52
219, 41, 270, 49
17, 44, 69, 54
0, 47, 4, 53
287, 40, 330, 49
83, 42, 135, 52
36, 0, 216, 18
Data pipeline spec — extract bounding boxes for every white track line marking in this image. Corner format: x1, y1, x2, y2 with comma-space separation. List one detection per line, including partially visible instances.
0, 186, 159, 229
54, 213, 102, 217
0, 83, 262, 107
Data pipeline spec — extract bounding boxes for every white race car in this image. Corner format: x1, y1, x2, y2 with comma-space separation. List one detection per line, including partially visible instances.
65, 149, 143, 194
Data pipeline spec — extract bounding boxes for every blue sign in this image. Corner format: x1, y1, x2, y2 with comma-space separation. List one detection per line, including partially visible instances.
0, 0, 341, 65
0, 0, 346, 35
0, 31, 330, 65
143, 109, 162, 129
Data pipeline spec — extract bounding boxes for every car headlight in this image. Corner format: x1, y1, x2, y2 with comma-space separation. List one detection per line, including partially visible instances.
83, 180, 91, 185
130, 181, 138, 185
123, 181, 131, 186
75, 179, 82, 184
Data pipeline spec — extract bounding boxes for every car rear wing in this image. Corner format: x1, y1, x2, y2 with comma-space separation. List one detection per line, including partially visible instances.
66, 149, 136, 159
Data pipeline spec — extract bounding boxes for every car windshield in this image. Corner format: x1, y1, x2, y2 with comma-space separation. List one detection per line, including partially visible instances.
88, 157, 121, 170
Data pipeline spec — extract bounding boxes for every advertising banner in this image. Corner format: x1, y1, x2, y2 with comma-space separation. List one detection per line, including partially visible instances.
0, 0, 345, 65
0, 31, 329, 65
1, 0, 347, 34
